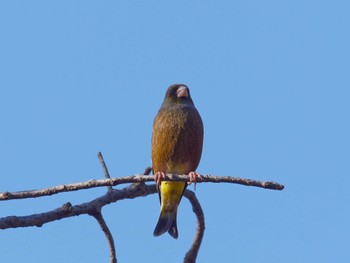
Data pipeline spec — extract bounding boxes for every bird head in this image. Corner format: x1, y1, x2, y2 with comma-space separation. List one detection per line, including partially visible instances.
161, 84, 194, 107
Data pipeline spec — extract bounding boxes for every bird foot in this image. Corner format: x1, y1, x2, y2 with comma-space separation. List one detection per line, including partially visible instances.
188, 172, 202, 191
154, 172, 166, 187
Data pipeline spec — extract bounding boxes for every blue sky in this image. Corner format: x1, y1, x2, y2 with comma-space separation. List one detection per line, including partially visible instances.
1, 1, 349, 262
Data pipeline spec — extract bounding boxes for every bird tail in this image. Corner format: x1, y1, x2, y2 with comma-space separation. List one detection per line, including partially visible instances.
153, 211, 178, 239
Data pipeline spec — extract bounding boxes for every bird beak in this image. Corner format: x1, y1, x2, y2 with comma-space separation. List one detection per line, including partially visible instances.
176, 86, 189, 98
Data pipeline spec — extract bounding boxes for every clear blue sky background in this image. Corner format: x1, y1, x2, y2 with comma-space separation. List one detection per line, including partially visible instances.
1, 1, 349, 262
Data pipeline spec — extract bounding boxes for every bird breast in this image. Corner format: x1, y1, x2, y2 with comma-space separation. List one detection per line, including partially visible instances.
152, 105, 203, 175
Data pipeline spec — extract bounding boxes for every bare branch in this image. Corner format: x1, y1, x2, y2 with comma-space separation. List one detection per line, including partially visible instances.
0, 183, 209, 262
0, 184, 205, 262
0, 184, 157, 230
183, 190, 205, 263
0, 174, 284, 201
92, 212, 117, 263
199, 175, 284, 190
0, 202, 74, 229
143, 166, 152, 176
0, 156, 284, 263
98, 152, 113, 192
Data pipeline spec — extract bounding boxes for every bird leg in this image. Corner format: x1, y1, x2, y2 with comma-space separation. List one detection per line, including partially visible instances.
188, 172, 202, 191
154, 172, 166, 187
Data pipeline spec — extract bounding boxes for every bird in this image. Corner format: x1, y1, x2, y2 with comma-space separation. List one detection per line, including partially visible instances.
152, 84, 204, 239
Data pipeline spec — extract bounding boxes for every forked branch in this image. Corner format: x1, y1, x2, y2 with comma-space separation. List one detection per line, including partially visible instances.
0, 152, 284, 263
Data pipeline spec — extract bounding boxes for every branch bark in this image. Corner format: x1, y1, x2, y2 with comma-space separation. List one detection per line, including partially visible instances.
0, 153, 284, 263
0, 184, 207, 262
0, 174, 284, 201
92, 212, 117, 263
98, 151, 113, 192
0, 184, 156, 230
183, 190, 205, 263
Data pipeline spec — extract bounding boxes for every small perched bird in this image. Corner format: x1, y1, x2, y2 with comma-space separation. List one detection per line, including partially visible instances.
152, 84, 204, 239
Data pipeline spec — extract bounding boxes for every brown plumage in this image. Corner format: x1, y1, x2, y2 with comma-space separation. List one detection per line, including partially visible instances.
152, 84, 204, 238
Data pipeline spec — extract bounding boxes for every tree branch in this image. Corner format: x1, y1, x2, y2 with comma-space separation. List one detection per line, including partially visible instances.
96, 151, 117, 262
183, 190, 205, 263
92, 211, 117, 263
98, 151, 113, 192
0, 184, 157, 230
0, 150, 284, 263
0, 184, 207, 262
0, 175, 284, 201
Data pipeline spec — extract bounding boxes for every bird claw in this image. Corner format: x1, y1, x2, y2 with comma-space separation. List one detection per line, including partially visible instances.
155, 171, 201, 190
188, 172, 202, 191
154, 172, 166, 187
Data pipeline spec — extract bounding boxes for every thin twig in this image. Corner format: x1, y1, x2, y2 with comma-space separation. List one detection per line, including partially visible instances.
0, 174, 284, 201
183, 190, 205, 263
98, 152, 113, 192
92, 211, 117, 263
143, 166, 152, 176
